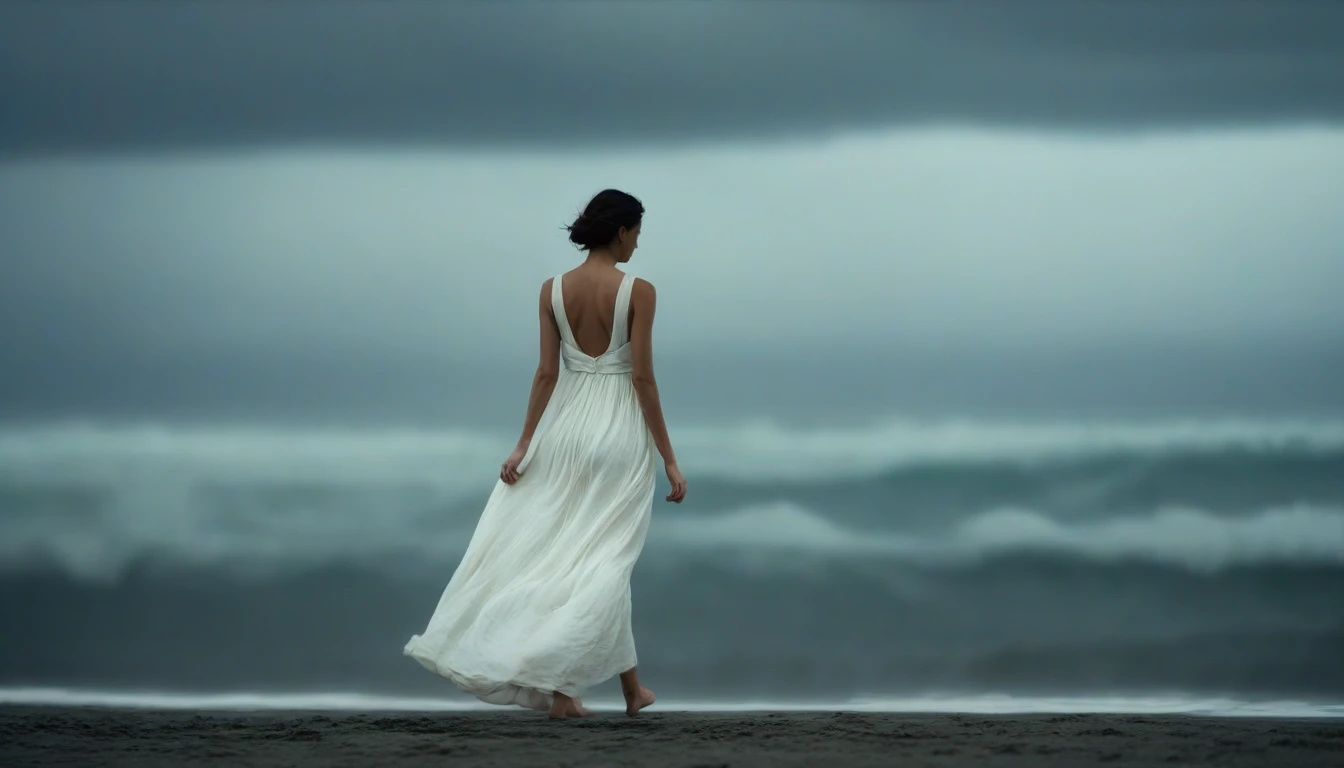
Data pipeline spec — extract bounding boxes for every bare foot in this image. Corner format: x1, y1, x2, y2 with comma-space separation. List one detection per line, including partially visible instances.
624, 686, 655, 717
547, 693, 594, 720
569, 697, 594, 718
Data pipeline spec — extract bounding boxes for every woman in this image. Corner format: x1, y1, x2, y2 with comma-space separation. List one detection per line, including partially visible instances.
404, 189, 687, 720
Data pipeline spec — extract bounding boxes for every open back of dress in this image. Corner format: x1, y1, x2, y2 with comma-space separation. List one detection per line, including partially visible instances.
404, 270, 656, 709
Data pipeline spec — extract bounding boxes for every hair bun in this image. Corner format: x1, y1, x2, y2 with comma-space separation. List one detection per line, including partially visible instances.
565, 189, 645, 251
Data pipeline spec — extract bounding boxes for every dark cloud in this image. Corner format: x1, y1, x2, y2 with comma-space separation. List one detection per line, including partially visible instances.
2, 0, 1342, 156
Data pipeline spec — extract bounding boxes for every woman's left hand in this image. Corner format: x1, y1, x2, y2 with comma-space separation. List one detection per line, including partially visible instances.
500, 442, 529, 485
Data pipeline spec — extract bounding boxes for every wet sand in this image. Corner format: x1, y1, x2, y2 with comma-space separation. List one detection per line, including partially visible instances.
3, 706, 1342, 767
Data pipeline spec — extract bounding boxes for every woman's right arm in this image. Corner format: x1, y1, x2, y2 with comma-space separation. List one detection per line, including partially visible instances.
629, 277, 687, 503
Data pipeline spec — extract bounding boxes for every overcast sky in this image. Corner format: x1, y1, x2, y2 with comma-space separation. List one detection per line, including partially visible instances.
3, 1, 1343, 154
2, 1, 1342, 425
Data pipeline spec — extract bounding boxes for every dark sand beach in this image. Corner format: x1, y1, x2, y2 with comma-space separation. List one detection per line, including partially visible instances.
2, 706, 1342, 767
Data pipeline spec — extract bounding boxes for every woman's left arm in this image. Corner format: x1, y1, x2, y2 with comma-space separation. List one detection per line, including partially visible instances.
500, 279, 562, 484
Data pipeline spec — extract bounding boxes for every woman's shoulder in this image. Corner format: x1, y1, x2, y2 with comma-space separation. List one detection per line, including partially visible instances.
629, 275, 656, 310
536, 275, 559, 311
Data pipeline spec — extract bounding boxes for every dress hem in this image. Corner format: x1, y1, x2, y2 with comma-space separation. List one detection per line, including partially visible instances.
404, 635, 633, 711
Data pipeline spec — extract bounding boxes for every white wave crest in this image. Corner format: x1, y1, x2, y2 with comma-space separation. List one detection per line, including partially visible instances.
676, 417, 1344, 480
2, 420, 1343, 581
0, 416, 1340, 487
655, 503, 1344, 573
4, 492, 1342, 581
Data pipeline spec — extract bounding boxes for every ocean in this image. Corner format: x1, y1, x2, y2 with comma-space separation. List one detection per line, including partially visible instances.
2, 418, 1343, 712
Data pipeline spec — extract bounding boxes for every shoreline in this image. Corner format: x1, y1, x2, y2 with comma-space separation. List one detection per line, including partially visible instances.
4, 686, 1343, 719
4, 705, 1343, 767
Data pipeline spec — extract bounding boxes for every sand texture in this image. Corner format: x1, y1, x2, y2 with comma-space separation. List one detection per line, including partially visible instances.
3, 706, 1343, 767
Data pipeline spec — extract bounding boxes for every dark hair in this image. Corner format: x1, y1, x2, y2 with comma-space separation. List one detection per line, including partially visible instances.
565, 189, 644, 250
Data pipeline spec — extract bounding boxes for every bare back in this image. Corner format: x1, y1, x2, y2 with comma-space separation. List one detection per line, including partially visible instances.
555, 267, 637, 359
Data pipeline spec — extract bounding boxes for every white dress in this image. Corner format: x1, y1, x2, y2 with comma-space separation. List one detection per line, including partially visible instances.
404, 271, 656, 710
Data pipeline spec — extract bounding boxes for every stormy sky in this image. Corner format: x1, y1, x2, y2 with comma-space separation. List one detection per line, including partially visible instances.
4, 0, 1344, 153
2, 0, 1342, 425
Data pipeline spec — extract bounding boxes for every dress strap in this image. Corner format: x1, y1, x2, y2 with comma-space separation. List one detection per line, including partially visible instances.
607, 273, 636, 352
550, 274, 578, 348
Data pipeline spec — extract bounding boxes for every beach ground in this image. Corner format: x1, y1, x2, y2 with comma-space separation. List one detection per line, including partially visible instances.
3, 706, 1342, 767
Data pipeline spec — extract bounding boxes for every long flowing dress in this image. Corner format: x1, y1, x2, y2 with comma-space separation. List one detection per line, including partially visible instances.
403, 271, 656, 710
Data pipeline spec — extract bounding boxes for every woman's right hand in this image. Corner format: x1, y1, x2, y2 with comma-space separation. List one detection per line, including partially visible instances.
665, 461, 687, 503
500, 441, 529, 485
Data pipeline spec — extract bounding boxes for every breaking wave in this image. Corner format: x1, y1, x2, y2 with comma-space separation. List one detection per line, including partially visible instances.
2, 419, 1342, 580
1, 417, 1341, 485
655, 502, 1344, 573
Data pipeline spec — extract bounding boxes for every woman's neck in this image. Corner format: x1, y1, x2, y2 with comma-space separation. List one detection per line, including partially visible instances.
583, 249, 621, 268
